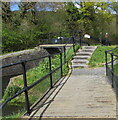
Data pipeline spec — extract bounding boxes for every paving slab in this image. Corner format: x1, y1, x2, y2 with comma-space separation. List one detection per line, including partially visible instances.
29, 67, 117, 120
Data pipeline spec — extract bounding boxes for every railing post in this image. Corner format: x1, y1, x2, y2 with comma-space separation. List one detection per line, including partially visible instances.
63, 46, 66, 63
105, 51, 108, 76
22, 62, 30, 115
60, 52, 63, 77
49, 55, 53, 89
111, 53, 114, 88
79, 31, 82, 46
72, 36, 76, 54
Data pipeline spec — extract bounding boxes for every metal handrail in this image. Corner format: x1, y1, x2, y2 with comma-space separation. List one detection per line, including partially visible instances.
0, 53, 62, 69
106, 46, 118, 53
105, 46, 118, 89
1, 35, 78, 115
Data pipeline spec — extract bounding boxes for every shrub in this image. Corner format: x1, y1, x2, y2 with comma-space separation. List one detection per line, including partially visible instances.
3, 85, 22, 101
111, 34, 118, 45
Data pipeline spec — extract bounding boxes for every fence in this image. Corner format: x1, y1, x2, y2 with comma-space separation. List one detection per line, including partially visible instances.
39, 31, 90, 46
105, 46, 118, 95
0, 36, 79, 116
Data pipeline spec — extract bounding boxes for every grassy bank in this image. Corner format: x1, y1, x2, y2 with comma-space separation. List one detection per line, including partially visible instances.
1, 44, 80, 119
114, 64, 118, 76
89, 45, 116, 67
89, 45, 118, 81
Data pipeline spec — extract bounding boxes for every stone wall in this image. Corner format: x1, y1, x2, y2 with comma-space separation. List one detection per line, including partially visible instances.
0, 47, 49, 95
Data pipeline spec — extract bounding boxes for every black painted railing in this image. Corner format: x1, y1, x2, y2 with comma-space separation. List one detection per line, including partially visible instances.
105, 46, 118, 94
39, 31, 90, 46
0, 36, 79, 116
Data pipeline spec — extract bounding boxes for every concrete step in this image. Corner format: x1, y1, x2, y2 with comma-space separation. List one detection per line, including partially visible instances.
72, 64, 88, 68
72, 46, 97, 69
72, 59, 88, 64
73, 56, 90, 59
81, 49, 95, 52
76, 52, 92, 56
82, 46, 97, 49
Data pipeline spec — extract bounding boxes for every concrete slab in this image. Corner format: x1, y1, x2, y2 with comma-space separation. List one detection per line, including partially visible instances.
40, 44, 73, 48
29, 68, 116, 119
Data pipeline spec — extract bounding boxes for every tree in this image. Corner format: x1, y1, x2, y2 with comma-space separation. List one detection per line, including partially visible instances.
68, 2, 114, 37
2, 2, 11, 22
65, 2, 80, 34
110, 2, 118, 34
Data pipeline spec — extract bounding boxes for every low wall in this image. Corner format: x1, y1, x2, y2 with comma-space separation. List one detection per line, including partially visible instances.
0, 47, 49, 95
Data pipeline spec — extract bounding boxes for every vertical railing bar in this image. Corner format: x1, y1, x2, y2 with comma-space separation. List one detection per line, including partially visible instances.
63, 46, 66, 63
49, 55, 53, 89
22, 62, 31, 115
79, 31, 82, 46
105, 51, 108, 76
111, 53, 114, 88
60, 52, 63, 77
72, 36, 76, 55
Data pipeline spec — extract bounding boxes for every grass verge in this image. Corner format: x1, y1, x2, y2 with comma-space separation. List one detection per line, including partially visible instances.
89, 45, 116, 67
114, 64, 118, 76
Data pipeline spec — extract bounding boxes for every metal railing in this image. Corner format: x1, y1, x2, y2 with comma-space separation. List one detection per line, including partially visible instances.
38, 31, 90, 46
0, 36, 78, 115
105, 46, 118, 94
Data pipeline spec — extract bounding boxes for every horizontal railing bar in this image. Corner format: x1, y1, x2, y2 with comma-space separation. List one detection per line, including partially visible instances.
106, 46, 118, 53
31, 76, 63, 111
27, 66, 61, 90
0, 62, 62, 109
113, 54, 118, 57
30, 87, 51, 111
0, 41, 73, 69
0, 87, 26, 109
107, 52, 118, 57
0, 35, 77, 112
0, 51, 64, 69
107, 58, 118, 65
106, 65, 118, 77
0, 55, 50, 69
0, 61, 23, 69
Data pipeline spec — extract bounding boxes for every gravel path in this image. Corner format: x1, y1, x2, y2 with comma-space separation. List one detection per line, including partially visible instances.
72, 67, 106, 76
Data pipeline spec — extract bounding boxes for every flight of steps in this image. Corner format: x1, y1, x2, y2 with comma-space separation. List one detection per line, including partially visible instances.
72, 46, 97, 68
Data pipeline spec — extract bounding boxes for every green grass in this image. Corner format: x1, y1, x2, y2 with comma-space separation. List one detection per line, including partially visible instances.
2, 108, 25, 120
1, 44, 80, 118
114, 64, 118, 76
112, 48, 118, 56
89, 45, 116, 67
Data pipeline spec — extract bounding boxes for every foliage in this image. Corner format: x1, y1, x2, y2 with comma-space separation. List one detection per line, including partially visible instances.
65, 2, 80, 33
2, 7, 68, 53
114, 64, 118, 75
2, 23, 43, 52
3, 85, 22, 101
111, 34, 118, 45
2, 2, 117, 53
76, 2, 113, 37
112, 47, 118, 55
89, 45, 116, 67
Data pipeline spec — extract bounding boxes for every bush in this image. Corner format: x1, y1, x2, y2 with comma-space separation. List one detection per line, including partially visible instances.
111, 34, 118, 45
2, 26, 42, 53
3, 85, 22, 101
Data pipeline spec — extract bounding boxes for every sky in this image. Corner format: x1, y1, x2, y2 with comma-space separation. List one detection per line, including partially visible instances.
10, 1, 117, 14
10, 2, 53, 11
10, 2, 20, 11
